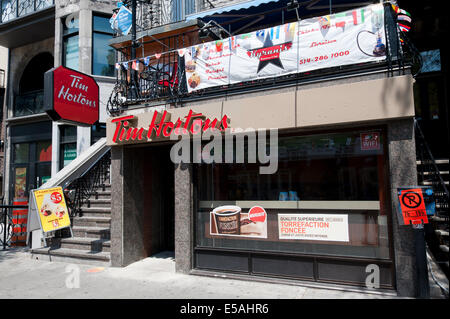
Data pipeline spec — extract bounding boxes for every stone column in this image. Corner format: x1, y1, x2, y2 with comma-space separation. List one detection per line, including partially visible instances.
76, 1, 92, 148
51, 123, 61, 177
388, 118, 419, 297
110, 145, 124, 267
79, 0, 92, 74
174, 163, 193, 273
54, 17, 63, 67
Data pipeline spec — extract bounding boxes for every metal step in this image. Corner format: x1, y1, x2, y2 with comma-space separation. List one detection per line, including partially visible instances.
431, 216, 448, 222
72, 216, 111, 227
417, 159, 450, 165
439, 245, 449, 253
422, 181, 449, 186
78, 207, 111, 217
31, 247, 110, 266
60, 237, 111, 253
84, 198, 111, 208
422, 171, 449, 176
72, 226, 110, 239
435, 229, 449, 237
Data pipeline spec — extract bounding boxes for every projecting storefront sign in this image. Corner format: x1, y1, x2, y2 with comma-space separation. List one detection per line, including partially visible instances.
44, 66, 99, 126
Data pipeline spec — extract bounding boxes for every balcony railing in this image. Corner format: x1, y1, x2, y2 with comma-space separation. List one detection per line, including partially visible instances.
14, 89, 44, 117
113, 0, 210, 36
0, 0, 53, 24
107, 2, 421, 115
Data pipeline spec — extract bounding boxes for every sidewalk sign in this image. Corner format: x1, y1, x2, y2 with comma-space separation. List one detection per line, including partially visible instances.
26, 187, 72, 249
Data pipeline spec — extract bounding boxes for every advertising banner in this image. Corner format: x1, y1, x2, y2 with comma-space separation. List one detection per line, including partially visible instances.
184, 4, 386, 92
278, 213, 349, 242
32, 187, 71, 233
210, 205, 268, 238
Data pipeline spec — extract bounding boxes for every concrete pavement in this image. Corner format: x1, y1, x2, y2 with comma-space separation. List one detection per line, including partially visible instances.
0, 248, 440, 299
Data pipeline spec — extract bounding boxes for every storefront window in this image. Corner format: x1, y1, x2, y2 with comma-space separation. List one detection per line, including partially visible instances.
63, 15, 79, 70
91, 122, 106, 145
13, 143, 29, 163
60, 125, 77, 169
92, 14, 114, 77
194, 129, 391, 260
37, 141, 52, 162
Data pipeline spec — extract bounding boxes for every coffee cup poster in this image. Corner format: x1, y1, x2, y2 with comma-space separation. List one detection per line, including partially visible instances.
210, 206, 268, 238
32, 187, 71, 233
184, 3, 385, 93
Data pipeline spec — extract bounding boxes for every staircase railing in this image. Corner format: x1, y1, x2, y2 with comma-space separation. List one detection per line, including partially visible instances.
39, 138, 111, 219
63, 150, 111, 218
414, 119, 449, 221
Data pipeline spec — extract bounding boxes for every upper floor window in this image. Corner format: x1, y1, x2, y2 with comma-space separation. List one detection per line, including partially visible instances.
1, 0, 53, 23
62, 14, 79, 71
92, 14, 114, 77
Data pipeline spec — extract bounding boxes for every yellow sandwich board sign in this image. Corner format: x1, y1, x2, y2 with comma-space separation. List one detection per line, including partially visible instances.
31, 186, 71, 233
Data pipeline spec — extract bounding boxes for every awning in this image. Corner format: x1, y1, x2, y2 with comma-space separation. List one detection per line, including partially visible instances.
187, 0, 377, 34
186, 0, 280, 21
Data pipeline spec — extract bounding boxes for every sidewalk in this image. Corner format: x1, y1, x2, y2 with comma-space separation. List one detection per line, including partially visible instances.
0, 248, 440, 299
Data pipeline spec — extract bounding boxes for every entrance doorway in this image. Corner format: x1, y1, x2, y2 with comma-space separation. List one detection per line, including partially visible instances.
144, 144, 175, 254
9, 122, 52, 203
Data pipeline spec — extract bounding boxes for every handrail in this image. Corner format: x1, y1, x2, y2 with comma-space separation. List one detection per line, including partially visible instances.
63, 150, 111, 218
415, 119, 449, 198
1, 204, 29, 250
40, 138, 109, 189
37, 138, 111, 218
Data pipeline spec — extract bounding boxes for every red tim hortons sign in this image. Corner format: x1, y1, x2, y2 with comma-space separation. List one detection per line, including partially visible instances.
44, 66, 99, 126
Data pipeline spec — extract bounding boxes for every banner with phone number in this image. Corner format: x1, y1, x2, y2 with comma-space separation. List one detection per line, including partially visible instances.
184, 3, 386, 92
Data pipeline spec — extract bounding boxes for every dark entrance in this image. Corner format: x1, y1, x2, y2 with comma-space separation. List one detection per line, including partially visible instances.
143, 144, 175, 254
9, 121, 52, 202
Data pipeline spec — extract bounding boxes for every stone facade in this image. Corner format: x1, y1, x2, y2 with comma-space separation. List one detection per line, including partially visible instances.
108, 71, 419, 297
1, 0, 116, 202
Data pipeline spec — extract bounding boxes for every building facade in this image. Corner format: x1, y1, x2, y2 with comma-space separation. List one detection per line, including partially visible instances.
0, 0, 116, 204
103, 0, 440, 297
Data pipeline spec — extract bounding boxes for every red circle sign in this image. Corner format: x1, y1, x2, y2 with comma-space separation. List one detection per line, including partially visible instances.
50, 192, 62, 204
248, 206, 266, 223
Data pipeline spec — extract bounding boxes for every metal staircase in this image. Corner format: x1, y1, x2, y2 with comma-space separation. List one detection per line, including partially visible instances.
30, 138, 112, 266
415, 120, 449, 277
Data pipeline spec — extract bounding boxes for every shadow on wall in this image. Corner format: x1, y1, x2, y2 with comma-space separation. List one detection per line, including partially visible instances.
381, 75, 413, 116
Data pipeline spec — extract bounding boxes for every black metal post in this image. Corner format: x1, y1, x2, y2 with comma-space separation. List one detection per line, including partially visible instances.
413, 224, 430, 298
2, 207, 6, 250
130, 0, 138, 99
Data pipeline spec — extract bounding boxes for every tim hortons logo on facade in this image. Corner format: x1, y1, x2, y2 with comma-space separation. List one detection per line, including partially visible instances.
111, 109, 230, 143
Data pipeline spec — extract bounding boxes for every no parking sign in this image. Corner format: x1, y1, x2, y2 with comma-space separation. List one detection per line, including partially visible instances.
397, 187, 435, 226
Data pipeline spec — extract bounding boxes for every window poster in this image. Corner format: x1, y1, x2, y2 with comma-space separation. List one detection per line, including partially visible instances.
210, 205, 268, 238
14, 167, 27, 198
278, 213, 349, 242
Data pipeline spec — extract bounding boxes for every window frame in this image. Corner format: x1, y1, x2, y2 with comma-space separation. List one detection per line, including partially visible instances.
62, 14, 80, 71
59, 125, 77, 170
92, 12, 115, 77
